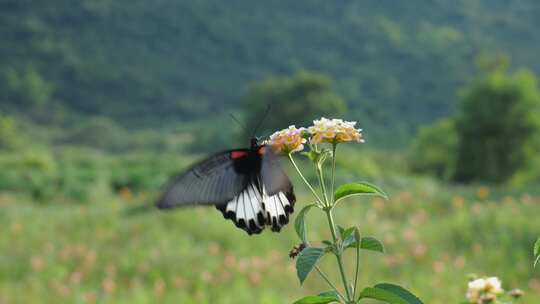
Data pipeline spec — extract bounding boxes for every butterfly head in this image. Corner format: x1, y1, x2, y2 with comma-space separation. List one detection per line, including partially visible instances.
250, 137, 260, 149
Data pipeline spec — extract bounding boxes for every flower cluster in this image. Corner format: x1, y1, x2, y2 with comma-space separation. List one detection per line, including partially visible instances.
308, 118, 364, 144
466, 277, 504, 304
268, 125, 307, 154
267, 118, 364, 154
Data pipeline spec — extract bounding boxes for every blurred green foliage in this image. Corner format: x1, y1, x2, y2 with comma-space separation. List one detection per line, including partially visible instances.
454, 67, 540, 183
4, 66, 54, 108
411, 64, 540, 184
0, 150, 58, 200
0, 114, 20, 151
59, 117, 129, 152
0, 145, 195, 203
1, 111, 539, 303
243, 72, 346, 135
183, 116, 243, 153
4, 1, 540, 144
1, 169, 540, 303
409, 119, 457, 181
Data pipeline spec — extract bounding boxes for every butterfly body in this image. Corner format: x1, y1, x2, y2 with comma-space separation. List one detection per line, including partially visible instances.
157, 138, 295, 235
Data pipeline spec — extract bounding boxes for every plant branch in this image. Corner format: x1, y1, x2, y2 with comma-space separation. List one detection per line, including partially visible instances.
325, 209, 352, 302
288, 154, 323, 204
330, 143, 337, 206
315, 266, 346, 302
317, 163, 330, 207
353, 236, 360, 299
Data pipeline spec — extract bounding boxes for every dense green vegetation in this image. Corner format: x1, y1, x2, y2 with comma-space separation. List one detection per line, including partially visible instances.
2, 154, 540, 303
3, 1, 540, 144
2, 111, 538, 303
1, 115, 540, 303
409, 118, 457, 181
411, 65, 540, 184
454, 67, 540, 183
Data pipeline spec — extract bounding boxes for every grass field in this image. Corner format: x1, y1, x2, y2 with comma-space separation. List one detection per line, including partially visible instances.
2, 163, 540, 304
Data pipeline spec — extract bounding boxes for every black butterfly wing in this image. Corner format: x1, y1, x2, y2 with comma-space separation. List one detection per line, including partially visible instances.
216, 146, 296, 235
260, 147, 296, 231
157, 145, 296, 235
260, 147, 293, 196
156, 150, 249, 208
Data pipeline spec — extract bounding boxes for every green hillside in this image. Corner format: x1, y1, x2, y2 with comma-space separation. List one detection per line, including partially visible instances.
2, 1, 540, 139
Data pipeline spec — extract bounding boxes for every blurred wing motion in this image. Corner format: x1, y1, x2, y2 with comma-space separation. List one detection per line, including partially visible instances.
156, 146, 296, 235
260, 146, 292, 195
156, 150, 249, 208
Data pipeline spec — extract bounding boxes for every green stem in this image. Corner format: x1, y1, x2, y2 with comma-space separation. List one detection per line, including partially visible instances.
317, 163, 330, 207
325, 209, 352, 302
315, 266, 346, 302
353, 235, 360, 299
330, 143, 337, 206
287, 154, 323, 204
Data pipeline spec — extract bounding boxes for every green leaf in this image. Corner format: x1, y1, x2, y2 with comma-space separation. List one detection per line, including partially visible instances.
322, 240, 333, 246
334, 182, 388, 203
342, 235, 356, 249
342, 227, 355, 240
321, 241, 336, 254
337, 225, 345, 237
342, 228, 358, 249
358, 287, 408, 304
293, 295, 338, 304
302, 150, 320, 163
294, 204, 316, 243
318, 290, 340, 298
535, 255, 540, 268
296, 247, 325, 285
345, 236, 385, 252
343, 227, 363, 251
360, 236, 385, 253
374, 283, 423, 304
293, 291, 340, 304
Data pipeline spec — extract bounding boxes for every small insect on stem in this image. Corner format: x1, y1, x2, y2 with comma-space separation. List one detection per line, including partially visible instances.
289, 243, 307, 259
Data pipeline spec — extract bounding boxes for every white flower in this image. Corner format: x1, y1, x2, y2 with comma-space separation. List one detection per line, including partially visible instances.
466, 277, 504, 304
308, 117, 364, 144
468, 278, 487, 291
466, 278, 486, 303
484, 277, 503, 294
268, 125, 307, 154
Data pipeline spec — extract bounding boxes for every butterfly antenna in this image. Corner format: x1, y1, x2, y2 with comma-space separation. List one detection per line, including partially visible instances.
229, 113, 248, 134
251, 104, 271, 138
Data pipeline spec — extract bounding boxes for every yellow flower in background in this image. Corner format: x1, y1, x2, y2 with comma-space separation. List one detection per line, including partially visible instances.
308, 117, 364, 144
268, 125, 307, 154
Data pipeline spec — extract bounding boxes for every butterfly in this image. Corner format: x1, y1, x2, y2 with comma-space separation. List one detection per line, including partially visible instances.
156, 138, 296, 235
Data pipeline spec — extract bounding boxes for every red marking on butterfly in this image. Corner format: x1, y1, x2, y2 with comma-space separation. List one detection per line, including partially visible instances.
231, 150, 249, 159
